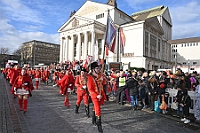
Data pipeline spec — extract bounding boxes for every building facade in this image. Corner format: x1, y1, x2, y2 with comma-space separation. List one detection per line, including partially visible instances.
168, 37, 200, 73
58, 0, 173, 71
21, 40, 60, 67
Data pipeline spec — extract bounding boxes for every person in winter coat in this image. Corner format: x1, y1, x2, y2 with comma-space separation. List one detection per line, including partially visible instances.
180, 89, 191, 124
194, 78, 200, 123
125, 73, 139, 110
147, 76, 158, 111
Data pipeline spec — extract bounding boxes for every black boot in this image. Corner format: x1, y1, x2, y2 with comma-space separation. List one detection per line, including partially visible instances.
85, 105, 90, 118
96, 116, 103, 133
92, 111, 96, 126
75, 105, 79, 114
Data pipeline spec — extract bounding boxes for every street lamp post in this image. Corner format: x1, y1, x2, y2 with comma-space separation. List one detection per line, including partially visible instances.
188, 59, 190, 73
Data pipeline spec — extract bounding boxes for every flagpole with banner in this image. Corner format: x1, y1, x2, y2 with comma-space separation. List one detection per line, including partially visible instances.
102, 9, 117, 72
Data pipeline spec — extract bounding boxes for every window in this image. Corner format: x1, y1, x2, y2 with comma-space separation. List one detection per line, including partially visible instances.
193, 62, 197, 65
181, 44, 183, 47
190, 43, 192, 46
193, 43, 195, 46
183, 62, 186, 65
96, 13, 104, 19
187, 43, 189, 46
196, 42, 198, 46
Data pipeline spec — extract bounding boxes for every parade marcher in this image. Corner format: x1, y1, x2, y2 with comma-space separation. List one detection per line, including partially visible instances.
34, 68, 41, 89
42, 67, 50, 84
75, 68, 90, 117
55, 69, 75, 107
194, 78, 200, 123
11, 68, 34, 112
87, 62, 106, 133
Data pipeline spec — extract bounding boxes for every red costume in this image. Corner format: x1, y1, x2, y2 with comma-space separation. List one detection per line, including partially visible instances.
42, 68, 50, 84
57, 70, 74, 106
87, 61, 106, 133
34, 69, 41, 89
11, 72, 34, 112
75, 69, 90, 117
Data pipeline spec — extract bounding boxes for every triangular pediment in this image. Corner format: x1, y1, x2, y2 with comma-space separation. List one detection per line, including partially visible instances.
145, 17, 164, 35
76, 1, 113, 17
58, 16, 95, 32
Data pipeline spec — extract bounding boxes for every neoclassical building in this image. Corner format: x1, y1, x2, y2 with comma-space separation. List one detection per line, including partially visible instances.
58, 0, 173, 70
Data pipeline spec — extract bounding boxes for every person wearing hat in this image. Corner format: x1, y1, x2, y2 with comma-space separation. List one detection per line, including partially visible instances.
87, 61, 107, 133
74, 68, 90, 117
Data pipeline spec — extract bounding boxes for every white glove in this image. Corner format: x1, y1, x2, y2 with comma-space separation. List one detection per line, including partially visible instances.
82, 85, 86, 89
14, 87, 16, 91
24, 83, 28, 86
97, 95, 102, 100
53, 84, 57, 87
69, 84, 72, 86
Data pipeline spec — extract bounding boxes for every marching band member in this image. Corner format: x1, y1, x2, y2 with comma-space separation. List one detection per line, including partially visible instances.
34, 68, 41, 89
55, 69, 75, 107
87, 62, 107, 133
11, 68, 34, 112
75, 68, 90, 117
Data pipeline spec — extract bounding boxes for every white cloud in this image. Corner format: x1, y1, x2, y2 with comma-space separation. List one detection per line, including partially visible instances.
170, 1, 200, 39
0, 30, 59, 53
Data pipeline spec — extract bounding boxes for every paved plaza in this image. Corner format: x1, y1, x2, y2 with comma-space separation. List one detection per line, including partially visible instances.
1, 73, 200, 133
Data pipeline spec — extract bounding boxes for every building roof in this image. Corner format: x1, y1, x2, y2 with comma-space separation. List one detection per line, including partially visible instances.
168, 37, 200, 44
131, 5, 167, 21
23, 40, 59, 45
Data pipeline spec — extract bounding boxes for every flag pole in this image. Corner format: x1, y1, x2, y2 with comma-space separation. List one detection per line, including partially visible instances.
101, 10, 109, 73
117, 27, 120, 62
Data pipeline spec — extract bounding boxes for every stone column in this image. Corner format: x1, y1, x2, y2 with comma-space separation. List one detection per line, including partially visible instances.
84, 31, 88, 59
70, 35, 74, 61
91, 31, 95, 57
76, 33, 81, 60
101, 38, 105, 58
59, 37, 63, 63
64, 36, 68, 61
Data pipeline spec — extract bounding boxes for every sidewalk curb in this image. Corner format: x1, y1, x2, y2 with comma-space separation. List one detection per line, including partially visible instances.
4, 79, 22, 133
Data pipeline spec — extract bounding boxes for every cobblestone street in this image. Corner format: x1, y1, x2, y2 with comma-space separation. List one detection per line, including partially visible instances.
1, 73, 200, 133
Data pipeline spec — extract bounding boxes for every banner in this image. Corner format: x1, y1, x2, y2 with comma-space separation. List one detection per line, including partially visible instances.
105, 15, 117, 53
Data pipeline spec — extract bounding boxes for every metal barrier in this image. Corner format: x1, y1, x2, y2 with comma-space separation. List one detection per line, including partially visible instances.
166, 88, 199, 114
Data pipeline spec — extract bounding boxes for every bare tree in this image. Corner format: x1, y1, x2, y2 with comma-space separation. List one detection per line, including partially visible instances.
12, 48, 21, 56
0, 47, 10, 54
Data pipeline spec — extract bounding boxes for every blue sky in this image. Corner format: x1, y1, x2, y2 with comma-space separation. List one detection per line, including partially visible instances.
0, 0, 200, 53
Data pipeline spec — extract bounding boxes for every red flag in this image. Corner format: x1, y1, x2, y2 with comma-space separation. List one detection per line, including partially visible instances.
110, 37, 116, 53
106, 46, 109, 56
105, 15, 117, 53
120, 27, 126, 53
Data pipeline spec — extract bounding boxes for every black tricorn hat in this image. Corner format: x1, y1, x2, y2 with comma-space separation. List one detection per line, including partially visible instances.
90, 61, 98, 69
